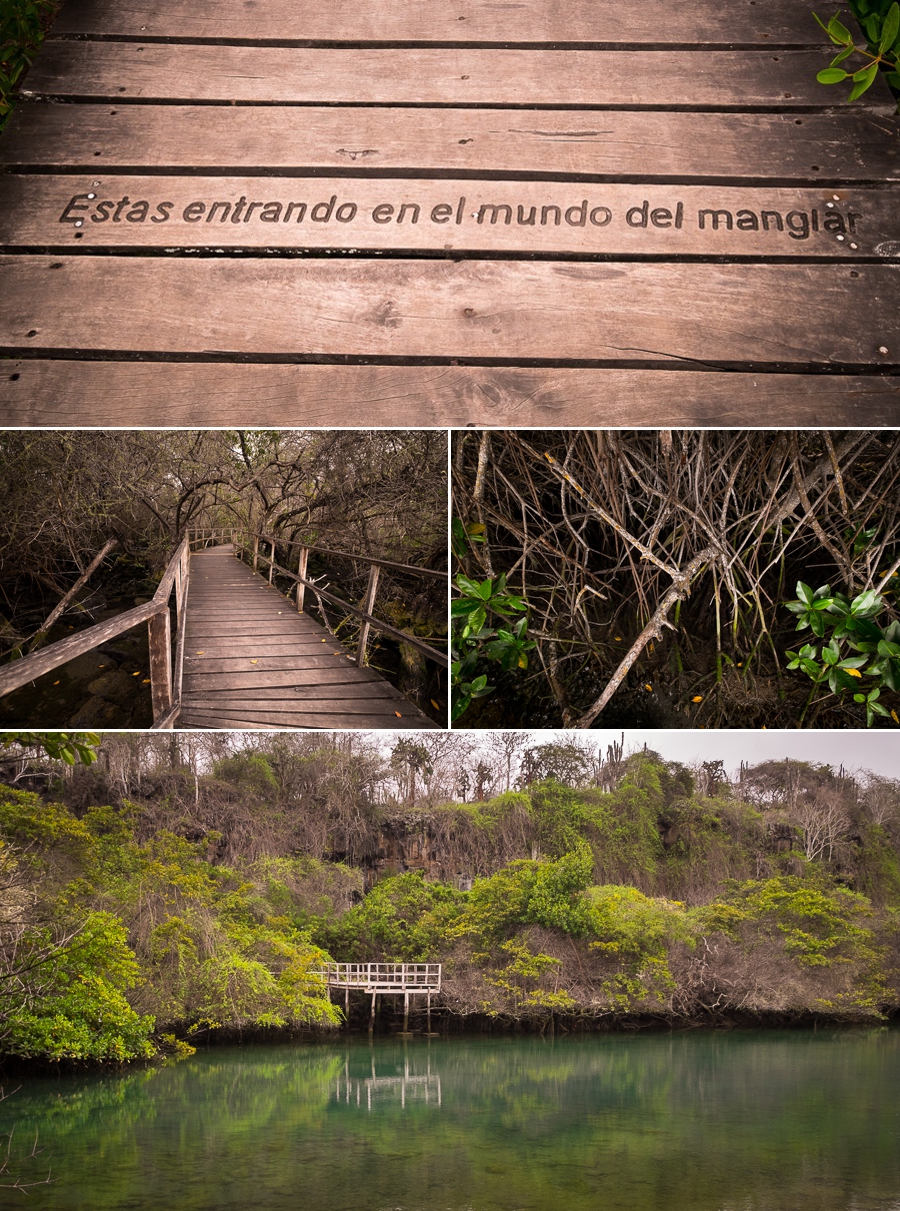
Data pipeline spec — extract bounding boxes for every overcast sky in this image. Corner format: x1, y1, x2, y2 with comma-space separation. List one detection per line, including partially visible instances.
458, 730, 900, 780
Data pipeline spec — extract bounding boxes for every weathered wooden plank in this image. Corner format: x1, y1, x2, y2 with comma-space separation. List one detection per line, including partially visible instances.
51, 0, 829, 47
23, 44, 847, 108
2, 257, 897, 366
179, 709, 434, 729
4, 176, 895, 258
183, 655, 365, 673
3, 363, 898, 427
183, 637, 335, 651
182, 668, 398, 690
4, 106, 897, 182
184, 621, 331, 634
185, 685, 421, 701
181, 697, 421, 713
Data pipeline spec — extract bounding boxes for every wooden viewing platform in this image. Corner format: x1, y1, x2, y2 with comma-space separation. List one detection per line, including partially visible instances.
315, 964, 442, 1033
0, 0, 898, 426
0, 534, 445, 729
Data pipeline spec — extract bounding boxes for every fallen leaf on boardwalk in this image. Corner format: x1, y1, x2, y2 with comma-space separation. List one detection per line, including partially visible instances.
196, 651, 204, 654
395, 712, 402, 718
692, 695, 703, 702
249, 660, 258, 664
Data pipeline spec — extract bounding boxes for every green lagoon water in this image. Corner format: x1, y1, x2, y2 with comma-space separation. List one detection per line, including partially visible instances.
2, 1029, 899, 1211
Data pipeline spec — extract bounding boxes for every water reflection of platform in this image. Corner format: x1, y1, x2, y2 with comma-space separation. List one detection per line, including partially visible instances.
333, 1056, 442, 1112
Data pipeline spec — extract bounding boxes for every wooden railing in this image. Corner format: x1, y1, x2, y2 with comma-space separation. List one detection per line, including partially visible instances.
231, 532, 448, 670
0, 535, 192, 730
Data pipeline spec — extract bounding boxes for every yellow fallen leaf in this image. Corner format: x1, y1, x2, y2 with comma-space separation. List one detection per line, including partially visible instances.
196, 651, 204, 654
395, 712, 403, 718
133, 671, 141, 676
644, 684, 652, 691
249, 659, 258, 664
692, 695, 703, 703
142, 679, 150, 684
892, 710, 899, 724
615, 636, 622, 641
53, 680, 60, 685
737, 662, 743, 667
846, 667, 862, 678
431, 700, 440, 709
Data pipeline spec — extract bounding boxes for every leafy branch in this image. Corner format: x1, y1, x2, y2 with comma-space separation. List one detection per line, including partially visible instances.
814, 1, 900, 100
784, 580, 900, 725
451, 567, 534, 722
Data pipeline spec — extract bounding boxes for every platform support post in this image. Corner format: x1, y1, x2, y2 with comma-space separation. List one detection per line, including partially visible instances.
403, 990, 409, 1034
369, 990, 376, 1034
427, 991, 432, 1034
269, 540, 276, 583
297, 547, 308, 612
356, 564, 380, 666
252, 535, 259, 572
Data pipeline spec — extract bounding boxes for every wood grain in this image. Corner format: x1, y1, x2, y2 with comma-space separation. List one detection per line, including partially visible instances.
23, 44, 847, 108
4, 105, 898, 181
51, 0, 828, 47
3, 176, 894, 258
3, 363, 898, 427
1, 257, 897, 366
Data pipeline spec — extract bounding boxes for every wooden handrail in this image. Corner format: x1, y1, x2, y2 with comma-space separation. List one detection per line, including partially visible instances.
255, 535, 446, 581
231, 532, 448, 669
184, 529, 445, 580
0, 536, 191, 730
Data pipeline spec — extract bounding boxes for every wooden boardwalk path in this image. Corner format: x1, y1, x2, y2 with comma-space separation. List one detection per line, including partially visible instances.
1, 0, 899, 426
180, 546, 437, 729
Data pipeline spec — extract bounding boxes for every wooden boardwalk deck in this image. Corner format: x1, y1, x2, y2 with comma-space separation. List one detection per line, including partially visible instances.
180, 546, 438, 729
0, 0, 898, 426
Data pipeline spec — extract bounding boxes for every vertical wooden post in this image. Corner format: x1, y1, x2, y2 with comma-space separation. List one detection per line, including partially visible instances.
269, 539, 276, 583
296, 547, 308, 612
427, 991, 432, 1034
345, 986, 349, 1016
356, 564, 380, 666
403, 990, 410, 1034
147, 607, 172, 722
252, 535, 259, 572
369, 990, 376, 1034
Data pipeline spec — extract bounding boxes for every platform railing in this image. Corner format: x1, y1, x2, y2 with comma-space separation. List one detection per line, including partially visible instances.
0, 535, 191, 729
230, 532, 448, 670
314, 963, 442, 991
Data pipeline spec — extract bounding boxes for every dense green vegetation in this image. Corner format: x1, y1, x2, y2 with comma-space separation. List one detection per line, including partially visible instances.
0, 732, 898, 1064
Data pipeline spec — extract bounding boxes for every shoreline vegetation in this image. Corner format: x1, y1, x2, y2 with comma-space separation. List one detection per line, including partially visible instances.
0, 732, 898, 1070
